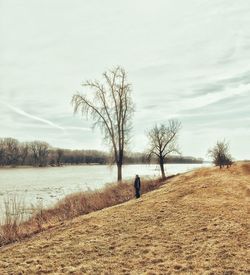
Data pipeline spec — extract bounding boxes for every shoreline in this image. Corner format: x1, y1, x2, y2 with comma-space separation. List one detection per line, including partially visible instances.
0, 162, 207, 170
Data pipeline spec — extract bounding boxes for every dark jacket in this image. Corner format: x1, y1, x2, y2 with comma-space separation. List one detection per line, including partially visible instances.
134, 176, 141, 189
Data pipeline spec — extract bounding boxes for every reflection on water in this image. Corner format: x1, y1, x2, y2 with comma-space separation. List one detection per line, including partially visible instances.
0, 163, 210, 218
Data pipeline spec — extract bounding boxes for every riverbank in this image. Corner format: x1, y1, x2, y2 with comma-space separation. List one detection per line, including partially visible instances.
0, 176, 167, 247
0, 162, 249, 274
0, 163, 210, 216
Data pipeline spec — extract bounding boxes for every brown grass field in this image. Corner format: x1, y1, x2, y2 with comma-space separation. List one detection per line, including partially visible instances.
0, 162, 249, 274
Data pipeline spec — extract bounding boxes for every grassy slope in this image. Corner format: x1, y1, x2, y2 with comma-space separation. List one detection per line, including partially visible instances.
0, 163, 249, 274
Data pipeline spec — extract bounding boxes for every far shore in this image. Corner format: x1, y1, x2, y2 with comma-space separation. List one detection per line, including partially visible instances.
0, 163, 102, 169
0, 162, 206, 170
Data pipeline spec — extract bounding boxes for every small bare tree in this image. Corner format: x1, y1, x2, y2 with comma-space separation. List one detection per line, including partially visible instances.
72, 66, 134, 181
56, 149, 64, 166
147, 120, 181, 179
208, 140, 233, 169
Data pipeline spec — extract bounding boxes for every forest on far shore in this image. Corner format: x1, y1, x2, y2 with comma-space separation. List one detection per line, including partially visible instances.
0, 137, 203, 167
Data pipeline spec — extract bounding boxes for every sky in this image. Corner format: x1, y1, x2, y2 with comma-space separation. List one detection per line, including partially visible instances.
0, 0, 250, 160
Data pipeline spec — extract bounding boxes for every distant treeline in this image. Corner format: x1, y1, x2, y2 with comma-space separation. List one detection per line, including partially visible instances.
123, 152, 203, 164
0, 137, 203, 167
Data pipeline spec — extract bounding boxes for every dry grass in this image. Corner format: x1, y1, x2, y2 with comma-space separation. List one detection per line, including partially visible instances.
0, 196, 26, 244
0, 177, 164, 247
0, 163, 249, 274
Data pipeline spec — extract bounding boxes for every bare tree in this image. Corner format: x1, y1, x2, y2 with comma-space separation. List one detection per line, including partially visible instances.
30, 141, 50, 167
0, 138, 20, 166
208, 140, 233, 169
56, 149, 64, 166
72, 66, 134, 181
0, 138, 6, 166
19, 142, 29, 165
147, 120, 181, 179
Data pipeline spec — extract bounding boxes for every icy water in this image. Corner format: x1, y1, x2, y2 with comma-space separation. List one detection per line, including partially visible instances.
0, 163, 210, 219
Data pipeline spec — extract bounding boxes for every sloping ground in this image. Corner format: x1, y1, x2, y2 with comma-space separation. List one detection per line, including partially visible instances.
0, 163, 249, 274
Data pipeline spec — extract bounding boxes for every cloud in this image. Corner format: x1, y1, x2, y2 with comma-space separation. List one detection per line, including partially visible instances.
0, 100, 92, 133
193, 70, 250, 96
0, 100, 64, 131
180, 83, 250, 111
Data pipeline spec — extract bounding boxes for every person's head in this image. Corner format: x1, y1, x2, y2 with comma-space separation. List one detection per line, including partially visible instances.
136, 174, 139, 178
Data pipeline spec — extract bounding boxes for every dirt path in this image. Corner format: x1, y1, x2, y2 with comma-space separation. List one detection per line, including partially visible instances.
0, 163, 249, 274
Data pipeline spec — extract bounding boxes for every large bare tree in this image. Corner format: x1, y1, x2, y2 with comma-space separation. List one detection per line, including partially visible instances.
72, 66, 134, 181
147, 120, 181, 179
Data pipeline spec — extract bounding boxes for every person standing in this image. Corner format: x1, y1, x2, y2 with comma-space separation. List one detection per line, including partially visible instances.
134, 174, 141, 198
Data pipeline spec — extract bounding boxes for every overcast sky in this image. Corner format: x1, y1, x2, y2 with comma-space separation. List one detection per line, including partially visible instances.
0, 0, 250, 159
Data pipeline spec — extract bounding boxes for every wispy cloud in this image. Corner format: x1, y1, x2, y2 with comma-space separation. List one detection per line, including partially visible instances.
0, 100, 91, 133
0, 100, 64, 131
178, 83, 250, 111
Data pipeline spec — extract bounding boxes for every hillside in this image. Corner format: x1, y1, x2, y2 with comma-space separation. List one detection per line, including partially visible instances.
0, 163, 249, 274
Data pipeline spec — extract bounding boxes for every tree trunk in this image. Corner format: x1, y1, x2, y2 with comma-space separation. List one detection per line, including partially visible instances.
159, 158, 166, 179
117, 163, 122, 181
117, 149, 123, 181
